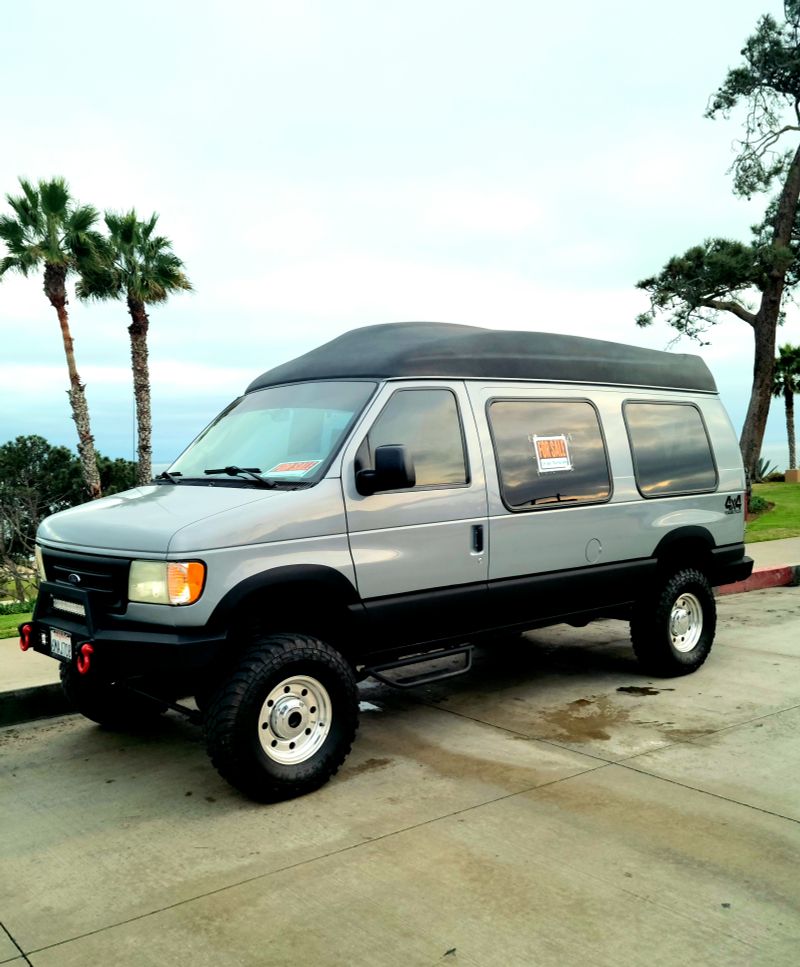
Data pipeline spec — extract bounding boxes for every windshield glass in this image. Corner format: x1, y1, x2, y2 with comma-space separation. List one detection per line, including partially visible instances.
169, 380, 376, 482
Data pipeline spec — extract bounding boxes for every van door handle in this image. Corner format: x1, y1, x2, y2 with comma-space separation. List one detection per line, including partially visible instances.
471, 524, 484, 554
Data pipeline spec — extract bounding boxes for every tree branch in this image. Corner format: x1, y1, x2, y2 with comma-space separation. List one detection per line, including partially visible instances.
698, 298, 758, 325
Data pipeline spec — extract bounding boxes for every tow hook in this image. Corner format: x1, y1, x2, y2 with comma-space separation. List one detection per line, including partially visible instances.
19, 623, 32, 652
77, 643, 94, 675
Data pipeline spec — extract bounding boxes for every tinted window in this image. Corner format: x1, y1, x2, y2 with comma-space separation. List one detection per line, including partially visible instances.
358, 389, 467, 488
489, 400, 610, 509
624, 402, 716, 496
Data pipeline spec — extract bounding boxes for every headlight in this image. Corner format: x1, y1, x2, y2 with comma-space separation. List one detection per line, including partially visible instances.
128, 561, 206, 606
35, 545, 46, 580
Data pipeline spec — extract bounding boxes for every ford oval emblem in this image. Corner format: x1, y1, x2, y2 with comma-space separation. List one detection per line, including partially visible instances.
68, 573, 81, 586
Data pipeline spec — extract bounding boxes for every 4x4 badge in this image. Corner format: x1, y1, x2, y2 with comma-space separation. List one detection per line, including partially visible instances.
724, 495, 743, 514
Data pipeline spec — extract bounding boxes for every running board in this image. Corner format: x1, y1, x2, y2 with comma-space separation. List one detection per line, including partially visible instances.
365, 644, 473, 689
116, 682, 202, 724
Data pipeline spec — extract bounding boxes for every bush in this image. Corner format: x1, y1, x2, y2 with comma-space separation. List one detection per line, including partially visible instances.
753, 457, 778, 483
765, 471, 786, 482
749, 494, 769, 515
0, 599, 36, 615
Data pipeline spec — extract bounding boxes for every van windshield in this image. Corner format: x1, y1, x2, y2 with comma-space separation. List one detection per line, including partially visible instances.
167, 381, 376, 485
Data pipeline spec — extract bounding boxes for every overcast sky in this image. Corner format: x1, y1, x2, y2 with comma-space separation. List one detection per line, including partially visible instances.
2, 0, 799, 469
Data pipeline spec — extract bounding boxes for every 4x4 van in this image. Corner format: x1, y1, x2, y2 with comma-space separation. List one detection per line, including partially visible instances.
22, 322, 752, 801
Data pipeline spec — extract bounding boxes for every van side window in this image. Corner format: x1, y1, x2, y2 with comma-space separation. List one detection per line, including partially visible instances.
357, 389, 468, 488
488, 399, 610, 509
624, 402, 717, 497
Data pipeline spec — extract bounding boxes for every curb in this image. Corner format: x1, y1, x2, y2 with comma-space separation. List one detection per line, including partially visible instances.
2, 565, 798, 729
716, 564, 800, 596
0, 683, 71, 729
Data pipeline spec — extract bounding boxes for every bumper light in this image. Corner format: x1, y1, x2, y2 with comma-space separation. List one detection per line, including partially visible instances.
53, 598, 86, 617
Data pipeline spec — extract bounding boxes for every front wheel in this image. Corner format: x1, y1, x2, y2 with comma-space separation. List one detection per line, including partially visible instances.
630, 569, 716, 677
203, 633, 359, 802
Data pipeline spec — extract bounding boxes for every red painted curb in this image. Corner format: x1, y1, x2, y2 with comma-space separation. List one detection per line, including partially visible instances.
717, 565, 799, 596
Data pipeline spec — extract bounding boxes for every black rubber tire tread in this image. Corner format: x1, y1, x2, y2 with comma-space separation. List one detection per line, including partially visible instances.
203, 633, 359, 802
630, 568, 717, 677
60, 664, 168, 729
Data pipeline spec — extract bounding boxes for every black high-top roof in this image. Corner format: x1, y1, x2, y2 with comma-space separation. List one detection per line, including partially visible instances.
246, 322, 716, 394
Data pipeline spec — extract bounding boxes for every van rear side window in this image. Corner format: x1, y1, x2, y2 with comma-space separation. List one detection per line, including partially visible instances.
624, 402, 717, 497
488, 399, 611, 510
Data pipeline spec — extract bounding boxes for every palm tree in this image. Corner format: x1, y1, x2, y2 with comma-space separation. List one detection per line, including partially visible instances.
771, 343, 800, 471
78, 211, 192, 486
0, 178, 103, 497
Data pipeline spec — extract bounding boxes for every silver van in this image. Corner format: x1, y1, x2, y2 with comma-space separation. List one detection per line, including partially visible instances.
22, 322, 752, 801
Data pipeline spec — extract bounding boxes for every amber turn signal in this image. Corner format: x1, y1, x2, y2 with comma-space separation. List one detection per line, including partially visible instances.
167, 561, 206, 605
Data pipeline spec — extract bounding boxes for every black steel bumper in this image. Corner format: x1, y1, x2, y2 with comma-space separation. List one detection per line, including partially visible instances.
26, 581, 227, 678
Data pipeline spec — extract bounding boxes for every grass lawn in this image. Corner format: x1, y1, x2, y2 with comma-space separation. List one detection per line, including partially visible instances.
0, 611, 31, 639
746, 482, 800, 543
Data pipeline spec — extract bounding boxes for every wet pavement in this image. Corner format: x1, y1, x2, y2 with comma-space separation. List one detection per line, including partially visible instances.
1, 587, 799, 965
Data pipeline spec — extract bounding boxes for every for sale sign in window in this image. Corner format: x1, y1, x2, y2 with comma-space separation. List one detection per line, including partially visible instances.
531, 434, 573, 473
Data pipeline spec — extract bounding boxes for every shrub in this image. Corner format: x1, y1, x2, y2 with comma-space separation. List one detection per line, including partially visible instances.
748, 494, 769, 515
0, 599, 36, 615
753, 457, 778, 483
765, 471, 786, 482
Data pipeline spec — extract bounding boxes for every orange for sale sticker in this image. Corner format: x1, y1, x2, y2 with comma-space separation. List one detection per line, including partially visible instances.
532, 434, 572, 473
266, 460, 322, 476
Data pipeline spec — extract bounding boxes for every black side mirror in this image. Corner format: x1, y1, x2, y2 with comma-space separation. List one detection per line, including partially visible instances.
356, 444, 416, 496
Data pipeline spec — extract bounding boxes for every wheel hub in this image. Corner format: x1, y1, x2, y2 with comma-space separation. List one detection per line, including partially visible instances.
670, 608, 690, 637
258, 675, 332, 764
669, 593, 703, 653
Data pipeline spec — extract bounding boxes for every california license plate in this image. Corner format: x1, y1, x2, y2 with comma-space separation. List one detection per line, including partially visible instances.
50, 628, 72, 661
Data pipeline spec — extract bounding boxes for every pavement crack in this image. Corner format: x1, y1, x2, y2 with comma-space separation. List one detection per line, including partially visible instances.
613, 700, 800, 765
24, 763, 613, 958
615, 762, 800, 825
412, 698, 620, 766
0, 920, 33, 966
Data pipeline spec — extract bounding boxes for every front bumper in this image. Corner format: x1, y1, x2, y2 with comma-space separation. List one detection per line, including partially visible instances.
27, 580, 227, 679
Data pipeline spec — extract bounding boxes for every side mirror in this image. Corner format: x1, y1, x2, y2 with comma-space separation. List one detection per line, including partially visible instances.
356, 444, 416, 496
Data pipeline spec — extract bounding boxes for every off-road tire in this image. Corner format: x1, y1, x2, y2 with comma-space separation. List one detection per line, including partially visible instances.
630, 568, 716, 677
203, 633, 359, 802
60, 663, 168, 729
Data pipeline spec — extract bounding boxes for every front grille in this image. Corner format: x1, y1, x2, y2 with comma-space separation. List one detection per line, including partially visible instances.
42, 549, 130, 616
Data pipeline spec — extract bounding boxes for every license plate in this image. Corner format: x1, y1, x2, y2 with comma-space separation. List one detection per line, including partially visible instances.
50, 628, 72, 661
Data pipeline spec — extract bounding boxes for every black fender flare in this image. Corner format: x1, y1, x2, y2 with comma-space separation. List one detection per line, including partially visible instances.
208, 564, 364, 633
651, 525, 715, 572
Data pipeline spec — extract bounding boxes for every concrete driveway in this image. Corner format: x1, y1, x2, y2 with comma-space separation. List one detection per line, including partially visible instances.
1, 587, 799, 966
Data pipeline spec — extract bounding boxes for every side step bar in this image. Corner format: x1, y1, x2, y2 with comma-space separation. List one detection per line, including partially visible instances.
365, 644, 473, 689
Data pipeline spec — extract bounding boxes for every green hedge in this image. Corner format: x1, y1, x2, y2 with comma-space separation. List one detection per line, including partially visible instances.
0, 599, 36, 616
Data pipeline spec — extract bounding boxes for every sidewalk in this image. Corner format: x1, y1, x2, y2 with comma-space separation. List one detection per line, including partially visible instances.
2, 538, 799, 727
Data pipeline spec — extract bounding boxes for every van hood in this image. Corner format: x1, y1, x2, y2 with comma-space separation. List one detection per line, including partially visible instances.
37, 481, 345, 555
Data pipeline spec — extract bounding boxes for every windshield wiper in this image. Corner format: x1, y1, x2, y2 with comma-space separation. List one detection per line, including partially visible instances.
155, 470, 182, 484
203, 466, 276, 488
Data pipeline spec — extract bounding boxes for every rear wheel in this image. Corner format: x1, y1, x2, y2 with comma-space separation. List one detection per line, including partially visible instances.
203, 632, 358, 802
630, 568, 716, 676
60, 664, 168, 729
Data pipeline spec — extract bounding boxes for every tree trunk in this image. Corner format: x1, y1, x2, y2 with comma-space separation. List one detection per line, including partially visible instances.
786, 386, 797, 470
739, 143, 800, 480
740, 319, 778, 480
127, 296, 152, 486
43, 264, 102, 499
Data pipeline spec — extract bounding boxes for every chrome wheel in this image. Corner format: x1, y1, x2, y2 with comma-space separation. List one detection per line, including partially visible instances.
669, 592, 703, 653
257, 675, 332, 764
